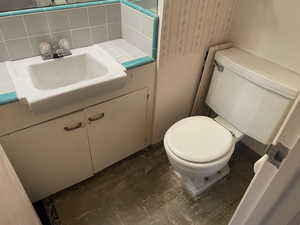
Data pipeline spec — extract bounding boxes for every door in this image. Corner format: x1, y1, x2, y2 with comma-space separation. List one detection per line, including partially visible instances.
86, 89, 148, 173
0, 110, 93, 202
228, 96, 300, 225
229, 138, 300, 225
0, 144, 41, 225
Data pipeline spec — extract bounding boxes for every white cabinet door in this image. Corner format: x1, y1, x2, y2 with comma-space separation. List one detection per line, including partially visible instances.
85, 89, 148, 173
0, 111, 93, 202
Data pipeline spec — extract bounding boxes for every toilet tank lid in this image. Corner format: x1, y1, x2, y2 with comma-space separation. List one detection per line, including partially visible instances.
215, 48, 300, 99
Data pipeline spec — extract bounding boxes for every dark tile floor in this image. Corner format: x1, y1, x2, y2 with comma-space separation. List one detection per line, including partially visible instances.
44, 143, 260, 225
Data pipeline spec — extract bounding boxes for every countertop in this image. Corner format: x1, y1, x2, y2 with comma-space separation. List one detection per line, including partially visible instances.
0, 39, 154, 105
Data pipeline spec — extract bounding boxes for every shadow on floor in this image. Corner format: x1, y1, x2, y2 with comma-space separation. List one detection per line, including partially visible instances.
43, 143, 260, 225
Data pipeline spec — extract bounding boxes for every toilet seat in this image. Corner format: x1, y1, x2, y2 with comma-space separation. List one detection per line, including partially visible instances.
164, 116, 234, 164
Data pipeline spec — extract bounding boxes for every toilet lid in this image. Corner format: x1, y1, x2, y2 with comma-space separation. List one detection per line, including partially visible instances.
164, 117, 234, 163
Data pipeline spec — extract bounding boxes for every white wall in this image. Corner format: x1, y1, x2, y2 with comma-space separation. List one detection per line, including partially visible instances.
230, 0, 300, 74
230, 0, 300, 150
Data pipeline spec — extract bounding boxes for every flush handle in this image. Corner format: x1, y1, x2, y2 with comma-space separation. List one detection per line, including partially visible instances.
64, 122, 83, 131
88, 113, 105, 122
214, 60, 224, 72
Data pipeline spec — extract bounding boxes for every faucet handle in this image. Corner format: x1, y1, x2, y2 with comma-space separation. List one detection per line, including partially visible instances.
39, 42, 51, 55
58, 38, 71, 50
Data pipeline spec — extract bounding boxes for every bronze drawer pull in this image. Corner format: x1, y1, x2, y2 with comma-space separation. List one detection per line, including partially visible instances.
88, 113, 105, 122
64, 122, 83, 131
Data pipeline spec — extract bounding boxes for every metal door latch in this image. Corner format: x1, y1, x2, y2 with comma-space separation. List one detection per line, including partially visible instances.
267, 143, 289, 168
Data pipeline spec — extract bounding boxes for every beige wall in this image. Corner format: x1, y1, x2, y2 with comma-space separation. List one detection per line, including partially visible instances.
230, 0, 300, 74
230, 0, 300, 149
152, 0, 237, 143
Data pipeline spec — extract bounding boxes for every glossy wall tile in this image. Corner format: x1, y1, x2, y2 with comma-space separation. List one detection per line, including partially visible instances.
0, 3, 122, 61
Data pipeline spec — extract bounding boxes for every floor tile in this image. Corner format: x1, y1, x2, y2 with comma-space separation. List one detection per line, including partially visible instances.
44, 145, 260, 225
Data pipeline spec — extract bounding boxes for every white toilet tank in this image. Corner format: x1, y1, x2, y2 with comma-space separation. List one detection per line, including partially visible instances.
206, 48, 300, 144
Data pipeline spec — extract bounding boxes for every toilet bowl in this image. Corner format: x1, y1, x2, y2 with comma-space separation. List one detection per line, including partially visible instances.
164, 116, 241, 198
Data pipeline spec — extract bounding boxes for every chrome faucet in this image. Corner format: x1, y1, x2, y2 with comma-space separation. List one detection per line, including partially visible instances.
39, 38, 72, 60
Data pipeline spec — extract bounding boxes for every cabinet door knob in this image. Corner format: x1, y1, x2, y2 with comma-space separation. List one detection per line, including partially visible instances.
88, 113, 105, 122
64, 122, 83, 131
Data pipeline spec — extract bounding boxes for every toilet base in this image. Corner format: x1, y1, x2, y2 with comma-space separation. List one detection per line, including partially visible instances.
178, 165, 230, 200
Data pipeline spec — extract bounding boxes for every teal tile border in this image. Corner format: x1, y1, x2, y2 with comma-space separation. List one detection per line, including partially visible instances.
0, 0, 120, 17
152, 16, 159, 59
121, 1, 159, 59
0, 92, 17, 105
0, 0, 160, 17
121, 0, 157, 18
122, 56, 154, 70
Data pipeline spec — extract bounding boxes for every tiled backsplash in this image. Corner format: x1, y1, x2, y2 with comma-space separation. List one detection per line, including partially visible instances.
121, 4, 153, 57
0, 1, 157, 62
0, 3, 122, 61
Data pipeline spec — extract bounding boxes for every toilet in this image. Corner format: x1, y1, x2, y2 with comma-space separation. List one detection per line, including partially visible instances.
164, 48, 300, 198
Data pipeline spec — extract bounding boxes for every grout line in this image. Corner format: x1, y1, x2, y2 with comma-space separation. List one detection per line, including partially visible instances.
104, 5, 110, 40
125, 23, 152, 41
8, 16, 35, 60
21, 16, 34, 55
45, 12, 53, 39
69, 25, 93, 32
4, 33, 52, 42
3, 42, 10, 61
123, 5, 153, 40
0, 25, 10, 60
90, 24, 107, 29
0, 0, 121, 17
0, 28, 4, 42
66, 8, 72, 47
86, 6, 93, 44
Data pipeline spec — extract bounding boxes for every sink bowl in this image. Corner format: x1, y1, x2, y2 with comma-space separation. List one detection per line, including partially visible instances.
6, 45, 127, 113
30, 54, 109, 90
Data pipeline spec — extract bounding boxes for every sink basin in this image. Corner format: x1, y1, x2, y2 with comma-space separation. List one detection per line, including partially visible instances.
30, 54, 109, 90
6, 45, 127, 112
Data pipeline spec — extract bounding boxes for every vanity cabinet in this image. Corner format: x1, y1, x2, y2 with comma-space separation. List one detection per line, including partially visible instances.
0, 88, 150, 201
86, 89, 148, 172
0, 111, 93, 202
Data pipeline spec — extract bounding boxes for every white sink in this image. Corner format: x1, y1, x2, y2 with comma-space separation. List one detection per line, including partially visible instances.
30, 54, 110, 90
6, 45, 127, 112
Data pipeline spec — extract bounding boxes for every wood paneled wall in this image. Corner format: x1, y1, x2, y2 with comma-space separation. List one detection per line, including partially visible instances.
152, 0, 237, 143
159, 0, 236, 65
